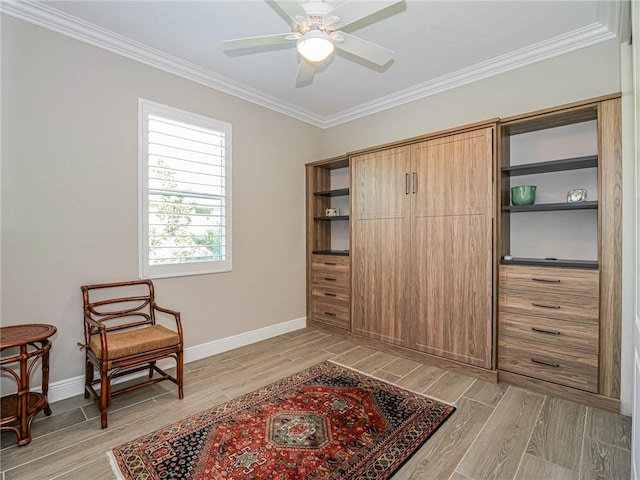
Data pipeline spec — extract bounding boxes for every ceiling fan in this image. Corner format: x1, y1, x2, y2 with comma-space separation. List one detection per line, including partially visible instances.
223, 0, 402, 85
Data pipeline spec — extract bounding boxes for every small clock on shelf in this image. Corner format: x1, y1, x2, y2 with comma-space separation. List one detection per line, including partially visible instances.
567, 189, 587, 203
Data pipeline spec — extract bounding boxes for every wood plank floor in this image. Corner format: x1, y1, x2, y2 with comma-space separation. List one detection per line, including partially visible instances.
0, 328, 632, 479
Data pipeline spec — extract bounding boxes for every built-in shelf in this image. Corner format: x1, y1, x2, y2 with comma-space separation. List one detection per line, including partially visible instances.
501, 155, 598, 176
314, 215, 350, 221
312, 250, 350, 256
500, 257, 598, 269
313, 188, 349, 197
502, 201, 598, 212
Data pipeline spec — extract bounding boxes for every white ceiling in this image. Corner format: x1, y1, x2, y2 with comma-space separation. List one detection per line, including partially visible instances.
2, 1, 619, 127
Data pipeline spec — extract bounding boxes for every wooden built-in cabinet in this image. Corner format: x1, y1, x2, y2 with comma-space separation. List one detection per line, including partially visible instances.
351, 127, 495, 369
305, 94, 621, 411
306, 156, 351, 331
498, 96, 621, 410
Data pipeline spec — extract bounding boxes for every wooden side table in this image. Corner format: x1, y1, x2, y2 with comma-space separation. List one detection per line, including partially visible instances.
1, 324, 57, 446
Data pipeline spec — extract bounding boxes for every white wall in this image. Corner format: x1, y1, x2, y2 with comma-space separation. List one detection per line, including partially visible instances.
1, 16, 323, 386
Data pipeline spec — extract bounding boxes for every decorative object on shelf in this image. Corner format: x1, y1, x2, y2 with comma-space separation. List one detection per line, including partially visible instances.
325, 208, 339, 216
567, 189, 587, 203
511, 185, 536, 205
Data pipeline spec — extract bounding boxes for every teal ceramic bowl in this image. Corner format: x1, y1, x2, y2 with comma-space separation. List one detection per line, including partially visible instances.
511, 185, 536, 205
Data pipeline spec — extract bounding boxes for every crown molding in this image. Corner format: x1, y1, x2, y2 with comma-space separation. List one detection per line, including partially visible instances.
599, 0, 631, 42
322, 22, 616, 127
1, 1, 618, 129
0, 0, 326, 127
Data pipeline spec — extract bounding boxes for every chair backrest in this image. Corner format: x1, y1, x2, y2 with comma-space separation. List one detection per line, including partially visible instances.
81, 280, 157, 334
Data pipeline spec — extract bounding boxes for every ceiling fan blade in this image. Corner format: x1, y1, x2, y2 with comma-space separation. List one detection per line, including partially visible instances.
296, 60, 316, 85
334, 32, 394, 66
223, 33, 295, 50
329, 0, 403, 29
272, 0, 307, 22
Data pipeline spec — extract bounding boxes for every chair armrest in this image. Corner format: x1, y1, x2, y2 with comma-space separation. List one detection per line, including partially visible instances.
153, 305, 183, 340
84, 313, 105, 331
83, 313, 110, 362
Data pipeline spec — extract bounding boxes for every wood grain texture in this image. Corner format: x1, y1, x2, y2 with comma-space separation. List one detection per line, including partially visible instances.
424, 371, 476, 403
456, 388, 544, 480
497, 371, 620, 412
347, 333, 499, 383
499, 312, 599, 354
585, 407, 632, 450
525, 397, 586, 471
351, 147, 411, 346
580, 438, 631, 480
499, 288, 599, 324
462, 380, 509, 407
411, 128, 494, 369
515, 454, 578, 480
499, 335, 598, 392
392, 398, 493, 480
0, 327, 627, 479
597, 98, 622, 399
500, 265, 599, 297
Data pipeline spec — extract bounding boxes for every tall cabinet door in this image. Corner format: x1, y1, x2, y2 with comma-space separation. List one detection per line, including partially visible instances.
410, 128, 494, 368
351, 147, 411, 346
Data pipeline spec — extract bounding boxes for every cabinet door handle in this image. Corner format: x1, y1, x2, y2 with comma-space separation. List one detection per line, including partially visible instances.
405, 173, 409, 195
412, 172, 416, 194
324, 262, 337, 266
324, 293, 337, 297
324, 277, 337, 282
531, 302, 560, 309
531, 358, 560, 368
531, 327, 561, 335
324, 312, 336, 317
532, 277, 561, 283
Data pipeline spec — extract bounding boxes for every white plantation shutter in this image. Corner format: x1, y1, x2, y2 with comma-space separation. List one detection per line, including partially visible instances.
139, 100, 232, 278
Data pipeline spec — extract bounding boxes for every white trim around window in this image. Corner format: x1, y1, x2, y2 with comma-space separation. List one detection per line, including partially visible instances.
138, 99, 232, 278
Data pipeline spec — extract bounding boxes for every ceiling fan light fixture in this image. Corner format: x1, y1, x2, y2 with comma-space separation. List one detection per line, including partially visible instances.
296, 30, 334, 62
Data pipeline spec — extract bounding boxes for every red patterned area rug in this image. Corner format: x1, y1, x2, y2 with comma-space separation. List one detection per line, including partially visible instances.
108, 361, 455, 480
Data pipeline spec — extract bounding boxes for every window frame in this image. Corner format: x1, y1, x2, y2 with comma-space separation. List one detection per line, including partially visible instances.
138, 99, 232, 279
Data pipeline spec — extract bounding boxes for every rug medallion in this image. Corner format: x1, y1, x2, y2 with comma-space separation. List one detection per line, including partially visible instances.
109, 361, 455, 479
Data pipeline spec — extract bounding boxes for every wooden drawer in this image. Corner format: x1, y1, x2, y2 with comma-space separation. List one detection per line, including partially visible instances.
311, 287, 350, 305
311, 255, 349, 274
311, 300, 350, 329
500, 265, 598, 297
311, 270, 350, 289
499, 313, 598, 354
499, 336, 598, 392
499, 289, 599, 323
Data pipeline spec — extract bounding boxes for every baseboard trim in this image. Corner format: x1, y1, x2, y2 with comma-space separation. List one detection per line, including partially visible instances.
43, 317, 307, 403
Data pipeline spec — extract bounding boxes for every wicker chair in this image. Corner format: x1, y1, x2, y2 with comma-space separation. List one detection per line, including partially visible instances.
81, 280, 184, 428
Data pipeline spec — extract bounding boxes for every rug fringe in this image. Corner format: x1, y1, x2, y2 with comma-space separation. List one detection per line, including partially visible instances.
106, 450, 127, 480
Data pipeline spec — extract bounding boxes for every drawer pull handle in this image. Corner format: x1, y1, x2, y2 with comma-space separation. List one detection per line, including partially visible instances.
324, 293, 337, 297
532, 302, 560, 309
532, 277, 561, 283
324, 277, 337, 282
531, 358, 560, 368
531, 327, 560, 335
324, 262, 337, 266
324, 312, 336, 317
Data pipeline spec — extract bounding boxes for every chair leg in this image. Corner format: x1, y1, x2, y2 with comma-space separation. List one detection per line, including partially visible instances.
100, 372, 109, 429
148, 361, 155, 379
177, 351, 184, 400
84, 360, 93, 399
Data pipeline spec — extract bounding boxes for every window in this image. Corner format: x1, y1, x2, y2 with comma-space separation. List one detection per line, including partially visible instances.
139, 99, 231, 278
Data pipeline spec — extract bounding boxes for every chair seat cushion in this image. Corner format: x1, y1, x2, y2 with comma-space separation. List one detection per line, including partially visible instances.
89, 325, 180, 361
